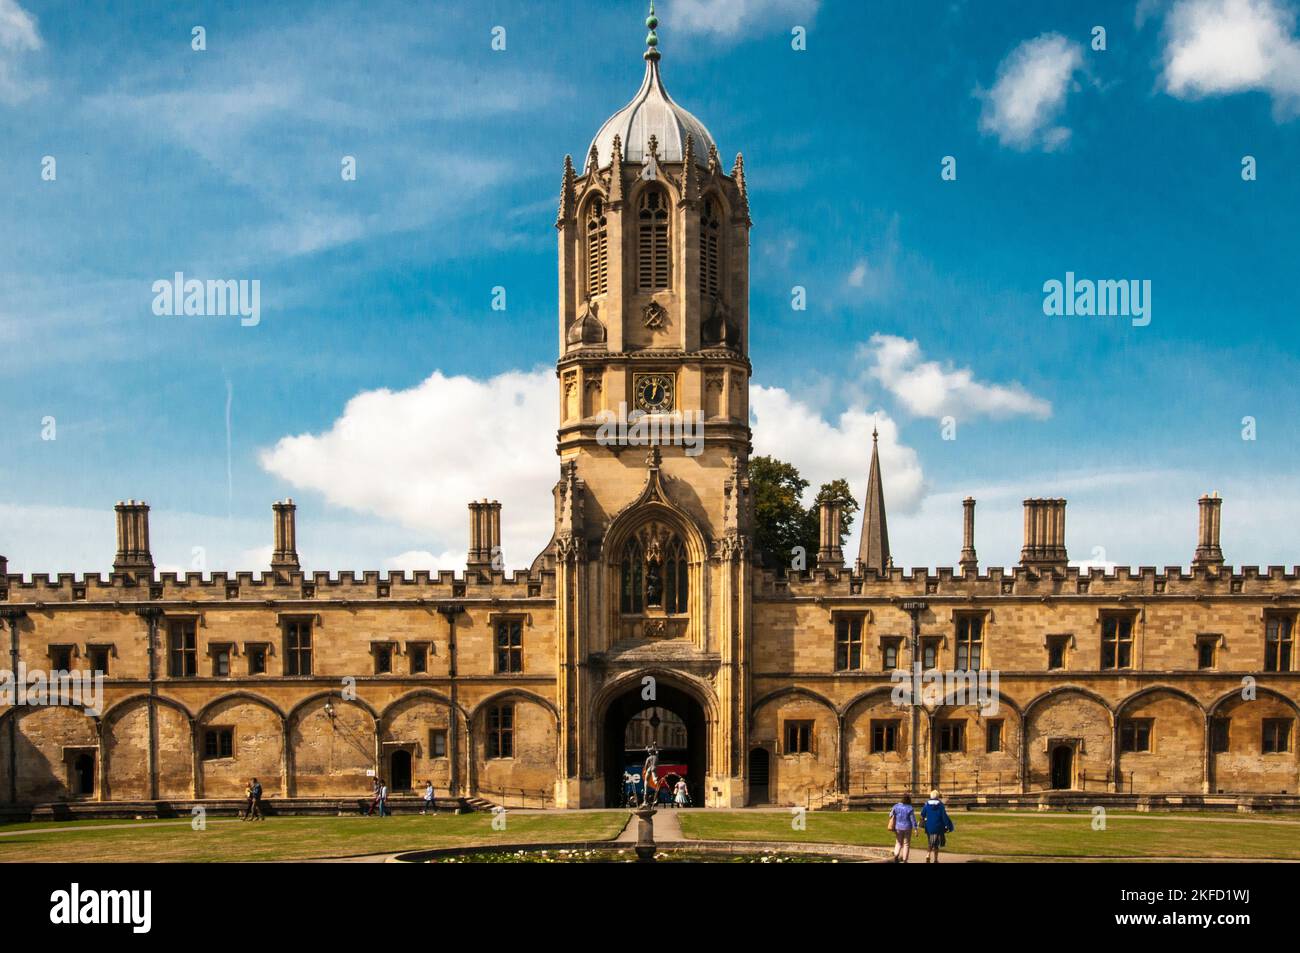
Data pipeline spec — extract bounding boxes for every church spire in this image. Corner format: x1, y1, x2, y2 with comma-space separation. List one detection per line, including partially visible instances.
856, 425, 892, 575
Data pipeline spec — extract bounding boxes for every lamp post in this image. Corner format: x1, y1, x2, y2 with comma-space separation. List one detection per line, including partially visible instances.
902, 601, 928, 796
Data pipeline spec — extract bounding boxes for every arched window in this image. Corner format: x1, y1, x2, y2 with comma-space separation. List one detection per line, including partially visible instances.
637, 189, 670, 290
700, 197, 721, 298
620, 529, 688, 614
585, 197, 608, 298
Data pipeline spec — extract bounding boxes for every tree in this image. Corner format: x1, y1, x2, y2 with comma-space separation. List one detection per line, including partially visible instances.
748, 456, 858, 571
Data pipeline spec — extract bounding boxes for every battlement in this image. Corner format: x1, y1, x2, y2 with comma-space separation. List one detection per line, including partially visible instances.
0, 565, 556, 605
760, 562, 1300, 601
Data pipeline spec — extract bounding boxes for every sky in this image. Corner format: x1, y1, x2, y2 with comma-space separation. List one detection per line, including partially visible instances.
1, 0, 1298, 577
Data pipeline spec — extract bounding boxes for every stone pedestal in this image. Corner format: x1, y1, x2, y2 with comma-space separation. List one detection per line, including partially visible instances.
634, 806, 658, 862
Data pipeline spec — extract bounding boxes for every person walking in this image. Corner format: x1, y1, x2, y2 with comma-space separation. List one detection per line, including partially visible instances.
248, 777, 264, 821
240, 782, 253, 821
673, 778, 689, 809
886, 793, 917, 863
377, 778, 389, 817
421, 780, 435, 815
367, 777, 381, 816
920, 789, 955, 863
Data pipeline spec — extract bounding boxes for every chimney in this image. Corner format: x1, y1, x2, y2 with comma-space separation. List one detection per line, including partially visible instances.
959, 497, 978, 574
0, 553, 7, 580
1020, 498, 1067, 572
113, 500, 154, 576
1193, 492, 1224, 570
271, 499, 300, 575
467, 500, 503, 572
816, 499, 844, 570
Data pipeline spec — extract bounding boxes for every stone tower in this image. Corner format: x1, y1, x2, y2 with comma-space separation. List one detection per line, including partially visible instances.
549, 4, 754, 807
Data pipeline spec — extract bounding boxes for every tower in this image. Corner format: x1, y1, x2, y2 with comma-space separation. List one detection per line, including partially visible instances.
549, 5, 754, 807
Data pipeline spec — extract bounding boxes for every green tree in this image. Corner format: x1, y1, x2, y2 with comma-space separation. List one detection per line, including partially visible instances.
749, 456, 858, 570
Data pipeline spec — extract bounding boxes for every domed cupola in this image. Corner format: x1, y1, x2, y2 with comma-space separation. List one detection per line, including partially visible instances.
586, 3, 717, 169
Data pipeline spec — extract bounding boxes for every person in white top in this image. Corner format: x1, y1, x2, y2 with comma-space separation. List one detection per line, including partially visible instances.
673, 778, 689, 809
421, 780, 435, 815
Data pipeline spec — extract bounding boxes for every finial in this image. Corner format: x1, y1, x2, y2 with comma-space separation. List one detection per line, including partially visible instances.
645, 1, 660, 60
872, 416, 879, 442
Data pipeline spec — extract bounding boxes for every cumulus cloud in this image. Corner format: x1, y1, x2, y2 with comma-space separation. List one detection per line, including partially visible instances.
749, 384, 926, 519
259, 368, 560, 570
1160, 0, 1300, 117
978, 33, 1085, 150
670, 0, 820, 39
0, 0, 42, 104
861, 334, 1052, 421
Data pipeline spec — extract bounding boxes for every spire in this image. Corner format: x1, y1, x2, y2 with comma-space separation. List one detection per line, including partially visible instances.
645, 2, 660, 61
556, 154, 576, 228
856, 426, 891, 575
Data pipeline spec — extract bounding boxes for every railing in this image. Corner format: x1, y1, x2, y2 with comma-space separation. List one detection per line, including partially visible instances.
474, 785, 553, 809
850, 769, 1134, 796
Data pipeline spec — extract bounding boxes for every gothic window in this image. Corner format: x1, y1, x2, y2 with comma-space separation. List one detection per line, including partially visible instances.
496, 620, 524, 673
487, 704, 515, 758
955, 614, 983, 671
168, 620, 197, 677
619, 529, 688, 614
637, 188, 670, 290
835, 616, 863, 671
585, 197, 608, 298
284, 618, 313, 676
1101, 614, 1134, 670
1265, 615, 1293, 671
700, 196, 721, 297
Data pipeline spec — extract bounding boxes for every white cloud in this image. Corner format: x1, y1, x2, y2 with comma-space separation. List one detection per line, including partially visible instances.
384, 549, 467, 573
978, 33, 1085, 151
0, 0, 42, 104
861, 334, 1052, 422
1160, 0, 1300, 117
749, 383, 926, 529
259, 367, 559, 571
670, 0, 820, 39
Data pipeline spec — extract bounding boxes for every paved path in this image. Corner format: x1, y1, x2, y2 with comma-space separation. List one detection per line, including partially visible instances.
614, 808, 685, 843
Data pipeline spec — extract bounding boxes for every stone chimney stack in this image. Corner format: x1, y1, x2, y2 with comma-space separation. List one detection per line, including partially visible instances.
1020, 498, 1067, 572
467, 499, 503, 572
1192, 492, 1225, 570
816, 499, 844, 570
271, 499, 300, 575
959, 497, 978, 574
113, 500, 154, 576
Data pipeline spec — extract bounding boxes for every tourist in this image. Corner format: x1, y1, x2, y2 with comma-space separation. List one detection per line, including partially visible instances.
886, 793, 916, 862
240, 782, 253, 821
920, 789, 954, 863
421, 780, 435, 815
378, 778, 389, 817
673, 778, 689, 809
249, 777, 264, 821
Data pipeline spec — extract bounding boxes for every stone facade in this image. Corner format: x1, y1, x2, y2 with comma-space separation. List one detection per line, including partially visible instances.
2, 21, 1297, 810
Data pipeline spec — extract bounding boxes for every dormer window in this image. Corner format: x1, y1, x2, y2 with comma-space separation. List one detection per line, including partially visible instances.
700, 197, 721, 297
585, 197, 608, 298
637, 188, 670, 290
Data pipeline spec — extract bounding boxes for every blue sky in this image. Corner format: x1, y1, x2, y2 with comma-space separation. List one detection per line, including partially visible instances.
2, 0, 1299, 575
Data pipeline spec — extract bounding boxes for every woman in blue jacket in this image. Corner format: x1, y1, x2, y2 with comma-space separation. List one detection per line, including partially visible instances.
920, 789, 955, 863
887, 793, 917, 863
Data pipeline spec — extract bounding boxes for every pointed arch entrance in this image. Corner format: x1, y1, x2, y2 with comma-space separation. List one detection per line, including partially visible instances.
601, 679, 707, 807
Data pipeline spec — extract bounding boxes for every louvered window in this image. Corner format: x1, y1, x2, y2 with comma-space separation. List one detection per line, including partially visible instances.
700, 197, 721, 297
638, 189, 670, 290
585, 198, 608, 298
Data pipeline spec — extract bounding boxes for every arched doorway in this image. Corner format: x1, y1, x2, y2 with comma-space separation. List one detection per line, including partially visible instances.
748, 747, 770, 804
602, 680, 706, 807
1050, 744, 1074, 790
73, 753, 96, 797
390, 749, 413, 792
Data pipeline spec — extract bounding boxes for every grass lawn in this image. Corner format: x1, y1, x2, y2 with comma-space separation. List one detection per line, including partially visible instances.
678, 810, 1300, 860
0, 811, 628, 863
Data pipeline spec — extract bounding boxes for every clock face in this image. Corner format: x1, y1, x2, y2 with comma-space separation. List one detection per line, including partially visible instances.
634, 374, 674, 413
